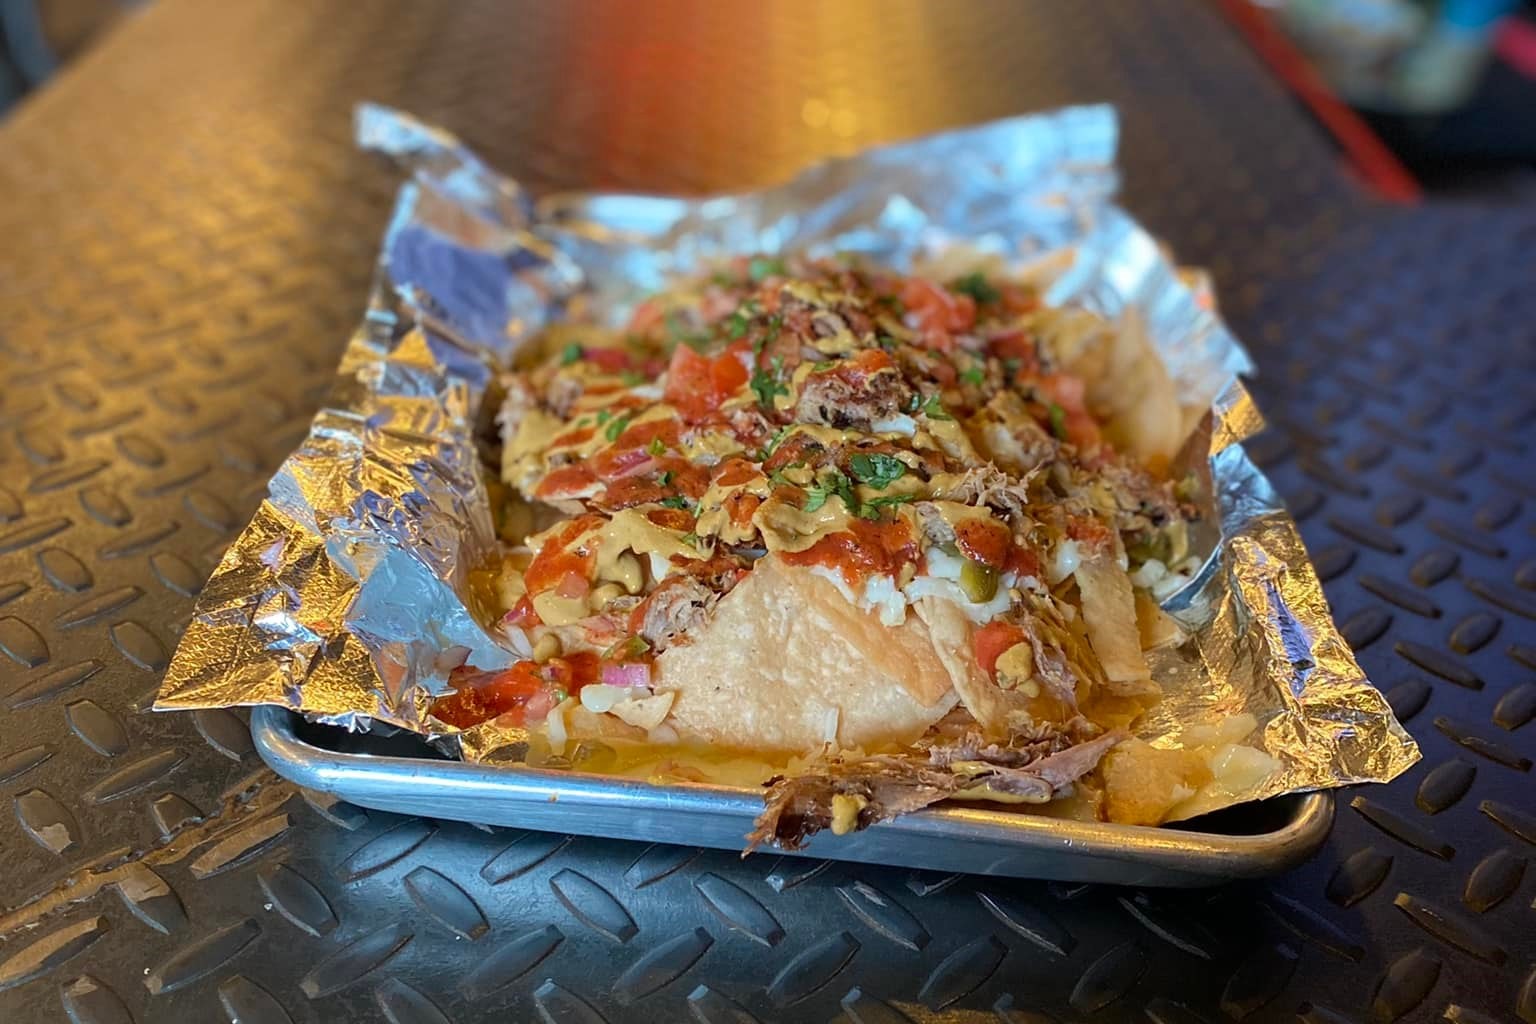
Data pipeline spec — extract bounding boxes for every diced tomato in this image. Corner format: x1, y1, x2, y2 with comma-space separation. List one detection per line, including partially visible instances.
714, 458, 759, 487
902, 277, 976, 352
591, 447, 657, 481
549, 425, 596, 449
781, 518, 919, 587
953, 517, 1012, 569
723, 492, 760, 529
1004, 544, 1043, 581
430, 652, 604, 730
534, 464, 598, 501
611, 418, 679, 454
664, 345, 750, 422
430, 660, 546, 729
1036, 373, 1102, 449
503, 595, 540, 628
973, 621, 1028, 678
986, 332, 1039, 379
583, 347, 631, 373
1066, 514, 1114, 556
645, 506, 695, 532
523, 515, 603, 595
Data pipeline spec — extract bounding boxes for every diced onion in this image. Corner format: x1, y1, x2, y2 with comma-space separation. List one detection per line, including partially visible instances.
1047, 540, 1081, 584
600, 661, 652, 690
579, 683, 629, 713
555, 571, 590, 599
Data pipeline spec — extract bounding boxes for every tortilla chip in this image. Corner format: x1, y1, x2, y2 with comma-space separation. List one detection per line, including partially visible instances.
654, 557, 957, 753
912, 596, 1012, 737
1074, 555, 1154, 693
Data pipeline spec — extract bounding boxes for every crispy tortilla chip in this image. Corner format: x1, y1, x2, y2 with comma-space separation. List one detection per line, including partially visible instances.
1074, 555, 1155, 694
912, 596, 1012, 737
654, 558, 957, 753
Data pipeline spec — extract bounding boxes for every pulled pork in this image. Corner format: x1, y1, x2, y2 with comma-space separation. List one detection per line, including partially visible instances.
748, 731, 1124, 851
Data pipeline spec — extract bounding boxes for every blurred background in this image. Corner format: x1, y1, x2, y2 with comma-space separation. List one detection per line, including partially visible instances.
2, 0, 1534, 197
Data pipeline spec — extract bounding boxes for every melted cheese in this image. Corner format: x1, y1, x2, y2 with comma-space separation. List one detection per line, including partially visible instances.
752, 495, 854, 554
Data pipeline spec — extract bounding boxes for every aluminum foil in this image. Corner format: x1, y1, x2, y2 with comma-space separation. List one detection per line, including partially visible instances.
157, 103, 1418, 819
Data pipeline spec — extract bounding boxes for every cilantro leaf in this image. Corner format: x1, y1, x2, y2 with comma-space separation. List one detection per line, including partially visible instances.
959, 365, 986, 387
604, 413, 634, 442
620, 369, 647, 386
951, 271, 1000, 305
725, 309, 751, 339
921, 394, 952, 420
1048, 402, 1068, 441
848, 452, 906, 489
656, 469, 673, 486
560, 342, 583, 365
748, 256, 786, 282
750, 357, 788, 409
647, 437, 667, 456
800, 485, 829, 514
761, 424, 795, 459
857, 493, 916, 519
659, 494, 692, 510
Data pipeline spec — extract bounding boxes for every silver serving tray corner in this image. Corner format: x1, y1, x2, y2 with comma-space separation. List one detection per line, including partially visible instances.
252, 706, 1333, 887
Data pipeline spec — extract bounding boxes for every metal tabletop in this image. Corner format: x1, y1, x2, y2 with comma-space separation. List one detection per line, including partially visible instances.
0, 2, 1531, 1022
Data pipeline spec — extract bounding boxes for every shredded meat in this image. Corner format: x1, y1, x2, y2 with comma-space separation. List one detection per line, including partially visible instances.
795, 370, 911, 430
1095, 457, 1184, 535
631, 576, 718, 653
929, 464, 1032, 523
969, 392, 1058, 476
747, 731, 1125, 851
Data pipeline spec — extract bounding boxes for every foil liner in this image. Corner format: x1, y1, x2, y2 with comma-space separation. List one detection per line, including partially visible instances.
157, 103, 1418, 819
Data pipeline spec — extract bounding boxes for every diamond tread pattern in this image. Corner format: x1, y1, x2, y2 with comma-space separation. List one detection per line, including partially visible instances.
0, 1, 1532, 1022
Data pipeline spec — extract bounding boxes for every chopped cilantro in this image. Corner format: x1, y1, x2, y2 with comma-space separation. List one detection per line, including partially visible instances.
750, 357, 789, 409
559, 342, 583, 365
802, 467, 856, 515
921, 394, 952, 420
959, 365, 986, 387
595, 409, 612, 425
877, 334, 899, 351
620, 370, 647, 386
604, 413, 633, 442
858, 493, 916, 519
848, 452, 906, 489
951, 271, 1000, 305
748, 256, 786, 282
761, 424, 795, 459
1048, 402, 1068, 441
725, 308, 751, 339
681, 532, 701, 547
905, 392, 922, 413
812, 360, 836, 371
657, 469, 673, 486
575, 417, 591, 429
1002, 357, 1022, 380
647, 437, 667, 456
878, 294, 906, 317
660, 495, 691, 510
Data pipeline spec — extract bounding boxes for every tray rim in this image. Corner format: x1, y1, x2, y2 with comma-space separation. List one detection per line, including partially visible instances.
252, 706, 1335, 885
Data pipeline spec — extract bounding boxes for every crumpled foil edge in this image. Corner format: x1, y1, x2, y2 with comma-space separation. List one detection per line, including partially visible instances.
156, 103, 1418, 819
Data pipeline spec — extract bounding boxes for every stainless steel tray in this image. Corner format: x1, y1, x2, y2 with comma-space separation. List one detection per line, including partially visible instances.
252, 706, 1333, 886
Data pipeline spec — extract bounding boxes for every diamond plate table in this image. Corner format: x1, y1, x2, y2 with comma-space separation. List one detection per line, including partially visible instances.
0, 2, 1532, 1022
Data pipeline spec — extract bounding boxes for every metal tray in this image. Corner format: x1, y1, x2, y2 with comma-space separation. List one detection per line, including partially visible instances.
252, 706, 1333, 887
